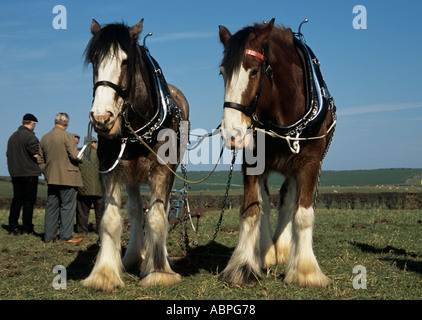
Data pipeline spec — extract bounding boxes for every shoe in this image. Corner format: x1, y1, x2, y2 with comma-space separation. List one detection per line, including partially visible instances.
9, 228, 22, 235
44, 238, 58, 243
61, 237, 83, 244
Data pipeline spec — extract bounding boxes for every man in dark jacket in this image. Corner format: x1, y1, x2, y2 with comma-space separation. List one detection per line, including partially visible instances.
6, 113, 41, 235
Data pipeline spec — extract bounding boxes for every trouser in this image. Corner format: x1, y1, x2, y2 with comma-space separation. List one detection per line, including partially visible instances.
44, 185, 78, 242
9, 176, 38, 232
76, 196, 104, 233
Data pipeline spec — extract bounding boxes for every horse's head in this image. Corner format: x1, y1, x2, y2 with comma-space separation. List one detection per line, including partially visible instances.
85, 19, 143, 137
219, 19, 274, 149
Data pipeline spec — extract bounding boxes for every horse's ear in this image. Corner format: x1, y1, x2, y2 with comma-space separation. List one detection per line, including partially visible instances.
219, 25, 232, 46
129, 19, 144, 41
91, 19, 101, 35
259, 18, 275, 43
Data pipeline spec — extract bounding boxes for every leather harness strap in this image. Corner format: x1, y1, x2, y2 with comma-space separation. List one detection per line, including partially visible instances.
223, 49, 272, 117
93, 80, 129, 99
245, 49, 264, 61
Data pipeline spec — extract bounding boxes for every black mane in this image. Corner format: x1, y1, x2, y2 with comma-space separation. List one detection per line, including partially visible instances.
84, 23, 135, 67
221, 26, 259, 78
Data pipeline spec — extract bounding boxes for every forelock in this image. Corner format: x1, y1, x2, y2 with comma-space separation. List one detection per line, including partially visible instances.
84, 23, 134, 67
221, 26, 258, 78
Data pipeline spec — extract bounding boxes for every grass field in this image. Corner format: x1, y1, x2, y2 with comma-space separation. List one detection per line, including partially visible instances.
1, 206, 421, 300
1, 168, 421, 301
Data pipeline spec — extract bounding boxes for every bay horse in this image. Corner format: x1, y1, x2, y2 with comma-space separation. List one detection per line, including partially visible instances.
82, 19, 189, 291
218, 19, 336, 287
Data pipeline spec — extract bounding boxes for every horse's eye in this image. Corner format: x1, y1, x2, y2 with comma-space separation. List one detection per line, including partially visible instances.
250, 69, 259, 77
121, 59, 129, 67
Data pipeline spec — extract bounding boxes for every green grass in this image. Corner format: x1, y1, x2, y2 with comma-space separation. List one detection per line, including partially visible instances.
1, 207, 421, 300
1, 168, 421, 300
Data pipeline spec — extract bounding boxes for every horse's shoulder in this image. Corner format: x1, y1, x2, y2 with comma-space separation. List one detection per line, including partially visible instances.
168, 83, 189, 120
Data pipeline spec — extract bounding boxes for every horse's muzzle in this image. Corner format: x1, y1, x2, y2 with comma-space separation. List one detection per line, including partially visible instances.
90, 111, 119, 136
221, 127, 252, 150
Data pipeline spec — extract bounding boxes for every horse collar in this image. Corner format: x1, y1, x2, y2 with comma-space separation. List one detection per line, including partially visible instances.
121, 44, 179, 145
261, 32, 335, 139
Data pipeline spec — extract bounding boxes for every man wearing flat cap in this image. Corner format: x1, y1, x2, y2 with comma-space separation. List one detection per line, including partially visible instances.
6, 113, 41, 235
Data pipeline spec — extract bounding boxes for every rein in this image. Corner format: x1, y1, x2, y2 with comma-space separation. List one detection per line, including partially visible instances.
125, 121, 225, 185
81, 122, 127, 174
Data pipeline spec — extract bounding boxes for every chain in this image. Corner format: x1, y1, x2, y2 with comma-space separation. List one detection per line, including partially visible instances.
180, 163, 191, 250
207, 149, 237, 246
171, 149, 237, 253
313, 99, 337, 211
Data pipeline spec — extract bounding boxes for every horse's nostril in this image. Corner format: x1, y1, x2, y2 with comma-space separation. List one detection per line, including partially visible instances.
231, 129, 243, 141
233, 128, 243, 137
90, 111, 114, 124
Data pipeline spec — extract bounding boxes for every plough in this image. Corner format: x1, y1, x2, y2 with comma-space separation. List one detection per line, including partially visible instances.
168, 188, 203, 246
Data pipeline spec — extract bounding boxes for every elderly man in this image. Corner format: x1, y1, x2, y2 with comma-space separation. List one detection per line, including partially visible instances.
6, 113, 41, 235
38, 113, 83, 243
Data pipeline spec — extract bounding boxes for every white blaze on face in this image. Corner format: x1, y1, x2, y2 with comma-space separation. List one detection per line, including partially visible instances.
91, 46, 127, 120
221, 64, 253, 149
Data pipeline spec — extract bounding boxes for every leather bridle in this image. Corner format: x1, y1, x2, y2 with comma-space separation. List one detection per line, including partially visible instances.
91, 59, 137, 125
90, 42, 176, 143
223, 49, 273, 118
93, 80, 131, 100
92, 55, 134, 102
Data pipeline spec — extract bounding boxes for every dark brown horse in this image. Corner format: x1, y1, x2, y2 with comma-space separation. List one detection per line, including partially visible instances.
218, 19, 336, 287
82, 19, 189, 291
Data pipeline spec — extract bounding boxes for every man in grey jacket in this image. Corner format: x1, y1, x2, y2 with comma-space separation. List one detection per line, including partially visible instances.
38, 113, 84, 243
6, 113, 41, 235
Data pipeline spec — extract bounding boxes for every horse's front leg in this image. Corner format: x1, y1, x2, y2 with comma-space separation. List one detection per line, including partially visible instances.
140, 168, 181, 286
273, 177, 297, 264
219, 173, 263, 286
82, 173, 124, 291
284, 165, 330, 288
258, 176, 277, 267
122, 184, 145, 272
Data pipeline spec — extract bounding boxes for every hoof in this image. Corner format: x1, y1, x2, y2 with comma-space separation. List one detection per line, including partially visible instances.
262, 244, 277, 268
275, 244, 290, 265
82, 265, 124, 291
139, 271, 181, 286
218, 264, 262, 287
284, 263, 330, 288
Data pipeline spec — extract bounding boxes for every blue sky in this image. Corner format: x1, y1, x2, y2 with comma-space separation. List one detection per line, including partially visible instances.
1, 0, 421, 176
